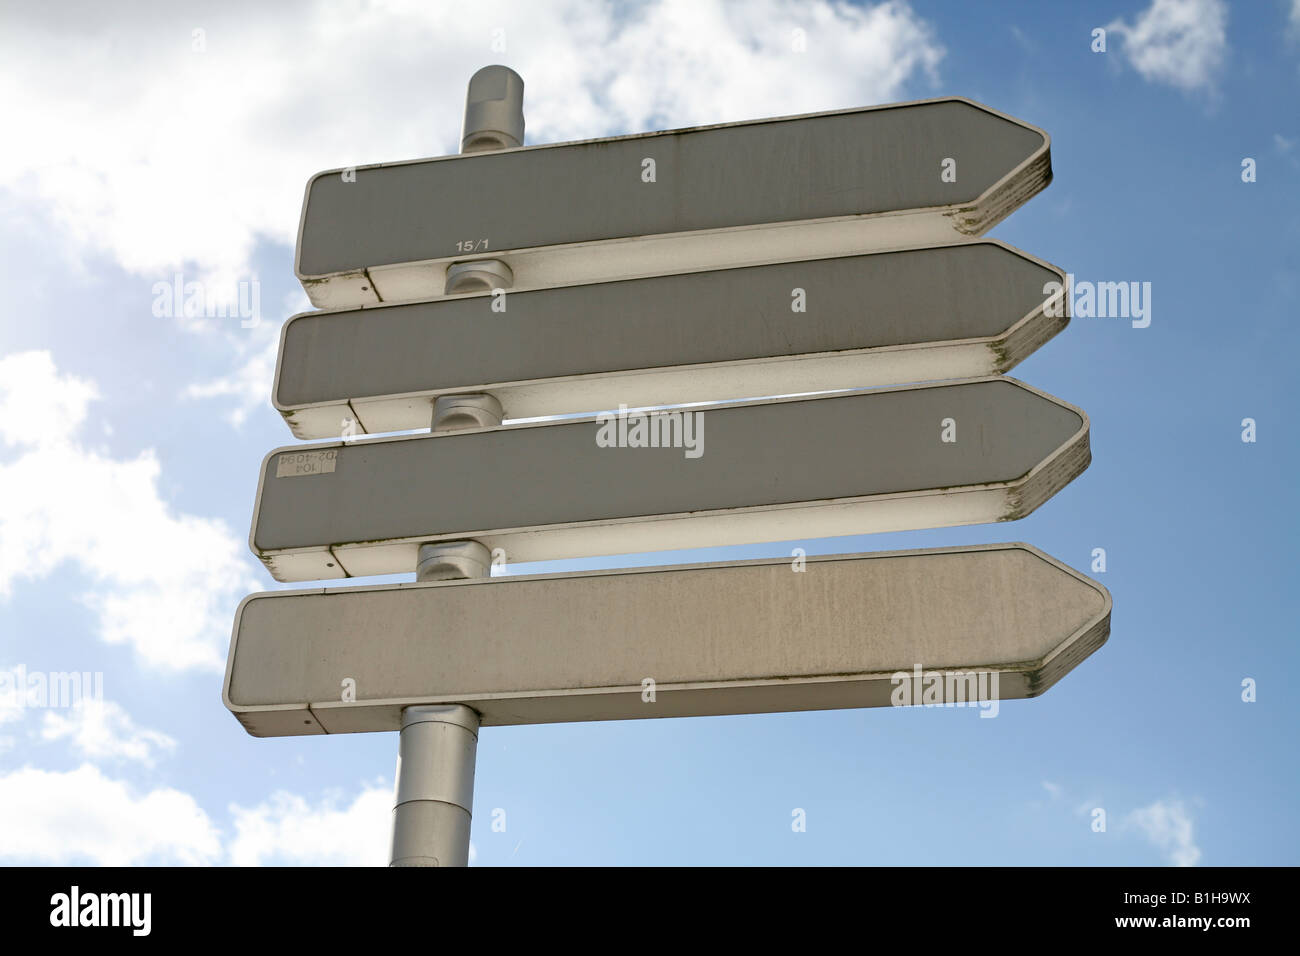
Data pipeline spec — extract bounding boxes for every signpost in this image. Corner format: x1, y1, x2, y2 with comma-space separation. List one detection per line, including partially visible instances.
225, 543, 1111, 735
274, 239, 1068, 438
250, 377, 1089, 581
226, 66, 1107, 868
295, 96, 1050, 309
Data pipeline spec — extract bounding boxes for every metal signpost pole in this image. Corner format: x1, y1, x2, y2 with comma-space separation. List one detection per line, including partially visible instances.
389, 704, 479, 867
388, 66, 523, 867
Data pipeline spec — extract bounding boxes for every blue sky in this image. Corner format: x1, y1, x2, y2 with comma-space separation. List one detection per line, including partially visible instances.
0, 0, 1296, 865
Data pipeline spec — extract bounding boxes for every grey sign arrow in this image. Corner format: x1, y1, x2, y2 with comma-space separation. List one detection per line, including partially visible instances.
250, 377, 1089, 582
224, 543, 1111, 736
275, 239, 1067, 439
296, 97, 1050, 309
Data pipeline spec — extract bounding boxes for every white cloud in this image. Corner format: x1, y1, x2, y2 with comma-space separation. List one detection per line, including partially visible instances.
1126, 798, 1201, 867
0, 683, 23, 727
228, 784, 394, 866
0, 765, 418, 867
571, 0, 943, 132
1009, 24, 1036, 54
183, 331, 281, 427
1107, 0, 1227, 94
0, 351, 259, 671
41, 700, 177, 766
0, 351, 99, 449
0, 764, 221, 865
0, 690, 18, 755
0, 0, 943, 290
1041, 780, 1062, 798
181, 286, 310, 426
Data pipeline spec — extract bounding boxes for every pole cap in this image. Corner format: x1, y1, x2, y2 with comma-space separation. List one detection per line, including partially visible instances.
462, 65, 524, 152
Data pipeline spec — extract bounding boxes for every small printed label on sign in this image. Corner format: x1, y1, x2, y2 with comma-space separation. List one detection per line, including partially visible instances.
276, 449, 338, 478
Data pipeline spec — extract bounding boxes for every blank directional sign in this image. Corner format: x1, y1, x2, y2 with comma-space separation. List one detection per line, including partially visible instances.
275, 240, 1067, 439
250, 377, 1089, 581
224, 543, 1111, 736
296, 98, 1050, 308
